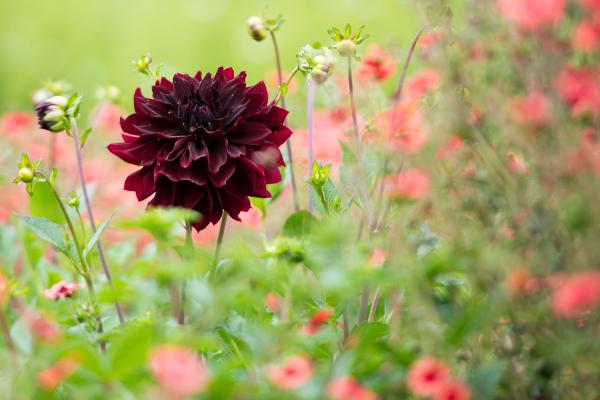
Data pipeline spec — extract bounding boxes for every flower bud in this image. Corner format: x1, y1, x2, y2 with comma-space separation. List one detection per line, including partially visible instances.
68, 193, 80, 208
135, 54, 153, 73
18, 167, 34, 183
310, 55, 334, 84
247, 16, 268, 42
336, 39, 357, 57
35, 96, 68, 133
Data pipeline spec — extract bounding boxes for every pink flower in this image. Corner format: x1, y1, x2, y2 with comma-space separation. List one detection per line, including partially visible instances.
435, 136, 464, 160
386, 169, 431, 200
407, 357, 451, 397
301, 308, 332, 335
509, 91, 552, 128
375, 104, 429, 153
25, 312, 62, 343
0, 111, 36, 137
579, 0, 600, 11
149, 345, 211, 397
552, 270, 600, 318
506, 267, 539, 297
368, 249, 387, 268
573, 20, 600, 52
91, 103, 124, 134
556, 65, 600, 117
433, 379, 471, 400
44, 281, 84, 300
327, 376, 378, 400
497, 0, 565, 30
405, 69, 441, 102
266, 355, 313, 389
507, 152, 529, 174
358, 44, 396, 83
37, 354, 80, 390
265, 293, 282, 313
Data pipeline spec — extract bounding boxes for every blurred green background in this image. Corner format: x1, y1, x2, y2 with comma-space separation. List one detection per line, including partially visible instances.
0, 0, 423, 110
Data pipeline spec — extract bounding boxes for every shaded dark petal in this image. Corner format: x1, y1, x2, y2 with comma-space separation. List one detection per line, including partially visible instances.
267, 126, 293, 147
226, 143, 247, 158
173, 73, 196, 101
228, 122, 272, 145
208, 160, 236, 187
243, 81, 268, 115
149, 177, 176, 207
155, 160, 208, 186
205, 135, 228, 174
124, 167, 156, 201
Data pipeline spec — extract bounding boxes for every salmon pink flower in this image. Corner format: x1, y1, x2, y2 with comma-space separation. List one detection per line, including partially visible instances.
573, 20, 600, 52
407, 357, 450, 397
25, 312, 62, 343
433, 379, 471, 400
556, 65, 600, 117
265, 292, 282, 313
506, 267, 539, 297
386, 169, 430, 200
108, 67, 293, 231
301, 308, 332, 335
92, 103, 125, 134
497, 0, 565, 31
266, 355, 313, 389
578, 0, 600, 11
405, 69, 441, 102
435, 136, 464, 160
149, 345, 211, 397
327, 376, 378, 400
37, 355, 80, 390
507, 152, 529, 174
509, 91, 552, 128
375, 104, 429, 153
357, 44, 396, 83
368, 248, 387, 268
44, 281, 84, 300
552, 270, 600, 318
0, 111, 36, 137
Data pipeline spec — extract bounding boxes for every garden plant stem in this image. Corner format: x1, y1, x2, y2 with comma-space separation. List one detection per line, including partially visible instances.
70, 118, 125, 326
210, 213, 228, 278
270, 31, 299, 212
178, 222, 194, 325
307, 78, 316, 212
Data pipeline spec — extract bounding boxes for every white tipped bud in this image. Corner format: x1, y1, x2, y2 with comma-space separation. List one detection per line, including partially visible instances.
336, 39, 357, 57
247, 16, 268, 42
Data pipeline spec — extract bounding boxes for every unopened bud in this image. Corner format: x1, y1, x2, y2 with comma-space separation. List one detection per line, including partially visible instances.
18, 167, 34, 183
135, 54, 153, 73
68, 194, 80, 208
247, 16, 268, 42
310, 55, 334, 84
336, 39, 357, 57
35, 96, 68, 133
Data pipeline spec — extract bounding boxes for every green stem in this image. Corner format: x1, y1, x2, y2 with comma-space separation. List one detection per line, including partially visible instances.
177, 222, 193, 325
210, 213, 228, 278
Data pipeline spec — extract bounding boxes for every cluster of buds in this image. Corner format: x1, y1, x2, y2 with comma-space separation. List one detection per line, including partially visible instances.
133, 53, 162, 80
298, 45, 337, 85
32, 80, 72, 104
246, 14, 284, 42
13, 154, 40, 195
328, 24, 370, 60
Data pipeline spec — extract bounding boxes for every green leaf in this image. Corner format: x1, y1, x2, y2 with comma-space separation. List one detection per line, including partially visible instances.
84, 212, 114, 258
80, 127, 93, 148
345, 23, 352, 38
283, 210, 318, 237
340, 141, 358, 165
467, 360, 507, 400
18, 214, 67, 253
109, 323, 155, 380
280, 82, 288, 96
29, 180, 64, 224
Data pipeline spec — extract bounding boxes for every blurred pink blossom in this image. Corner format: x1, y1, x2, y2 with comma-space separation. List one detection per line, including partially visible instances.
37, 354, 80, 390
301, 308, 332, 335
407, 357, 451, 397
357, 44, 396, 83
497, 0, 565, 30
556, 65, 600, 117
266, 355, 313, 389
552, 270, 600, 318
386, 169, 431, 200
509, 91, 552, 128
327, 376, 378, 400
44, 281, 84, 300
433, 378, 471, 400
149, 345, 211, 398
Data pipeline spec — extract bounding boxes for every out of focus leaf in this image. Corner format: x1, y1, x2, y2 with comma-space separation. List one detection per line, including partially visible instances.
467, 360, 507, 400
84, 212, 114, 258
18, 214, 68, 253
283, 210, 318, 237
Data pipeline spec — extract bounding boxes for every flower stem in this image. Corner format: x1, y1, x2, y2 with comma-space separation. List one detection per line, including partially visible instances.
178, 222, 193, 325
210, 213, 228, 278
307, 78, 316, 212
0, 306, 16, 365
347, 57, 363, 159
48, 134, 56, 169
269, 31, 299, 212
69, 117, 125, 326
41, 174, 105, 350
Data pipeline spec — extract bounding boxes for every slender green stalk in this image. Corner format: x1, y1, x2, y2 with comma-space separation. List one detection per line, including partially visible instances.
269, 31, 299, 212
210, 213, 228, 278
347, 57, 363, 159
307, 78, 316, 212
177, 222, 193, 325
69, 117, 125, 326
0, 306, 16, 364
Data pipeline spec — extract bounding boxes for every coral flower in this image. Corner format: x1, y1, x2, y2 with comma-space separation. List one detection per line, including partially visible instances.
552, 270, 600, 318
579, 0, 600, 10
509, 91, 552, 128
25, 312, 62, 343
497, 0, 565, 30
265, 292, 282, 313
405, 69, 441, 102
357, 44, 396, 83
386, 169, 431, 200
149, 345, 211, 397
556, 65, 600, 117
375, 104, 429, 153
573, 20, 600, 52
327, 376, 378, 400
368, 248, 387, 268
407, 357, 451, 397
44, 281, 84, 300
433, 379, 471, 400
506, 267, 539, 297
37, 355, 80, 390
301, 308, 332, 335
0, 111, 36, 137
108, 67, 293, 231
266, 355, 313, 389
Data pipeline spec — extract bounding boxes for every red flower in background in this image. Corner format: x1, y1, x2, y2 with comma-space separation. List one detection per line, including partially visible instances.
266, 355, 313, 389
579, 0, 600, 11
497, 0, 565, 30
149, 345, 211, 397
556, 65, 600, 117
358, 44, 396, 83
108, 67, 292, 231
509, 91, 552, 128
0, 111, 36, 137
37, 355, 80, 391
386, 169, 431, 200
552, 270, 600, 318
407, 357, 451, 397
327, 376, 378, 400
301, 308, 332, 335
433, 379, 471, 400
573, 19, 600, 52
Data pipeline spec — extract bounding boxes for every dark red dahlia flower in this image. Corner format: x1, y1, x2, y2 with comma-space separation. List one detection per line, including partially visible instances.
108, 67, 292, 231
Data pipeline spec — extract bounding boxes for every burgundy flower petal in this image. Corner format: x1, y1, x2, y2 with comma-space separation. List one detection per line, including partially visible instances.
108, 67, 293, 231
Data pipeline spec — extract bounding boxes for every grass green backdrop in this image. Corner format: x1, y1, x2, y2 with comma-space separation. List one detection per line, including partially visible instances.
0, 0, 425, 110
